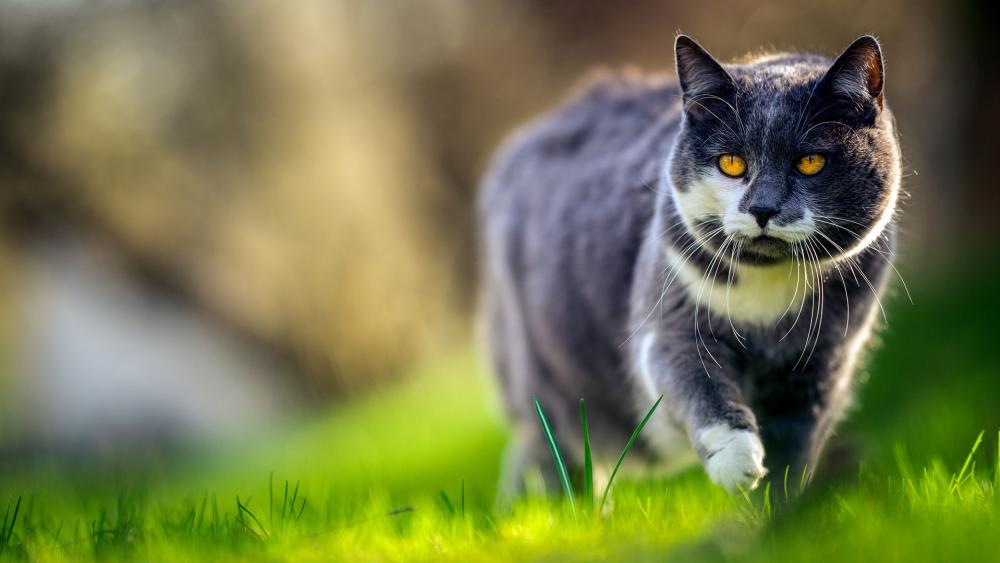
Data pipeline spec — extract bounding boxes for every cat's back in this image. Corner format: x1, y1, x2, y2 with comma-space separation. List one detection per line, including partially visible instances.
478, 70, 680, 215
478, 70, 681, 285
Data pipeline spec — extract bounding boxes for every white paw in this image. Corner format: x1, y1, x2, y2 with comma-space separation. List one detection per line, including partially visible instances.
697, 424, 767, 493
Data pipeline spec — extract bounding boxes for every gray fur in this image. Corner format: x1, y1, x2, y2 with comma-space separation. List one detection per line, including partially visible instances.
478, 35, 901, 494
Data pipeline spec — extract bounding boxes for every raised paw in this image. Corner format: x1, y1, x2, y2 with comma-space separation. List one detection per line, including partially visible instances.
696, 424, 768, 493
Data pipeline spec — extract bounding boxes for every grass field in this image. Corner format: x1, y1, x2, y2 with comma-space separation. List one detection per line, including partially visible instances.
1, 259, 999, 562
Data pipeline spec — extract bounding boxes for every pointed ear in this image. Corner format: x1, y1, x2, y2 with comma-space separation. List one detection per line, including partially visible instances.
675, 35, 736, 115
817, 35, 885, 118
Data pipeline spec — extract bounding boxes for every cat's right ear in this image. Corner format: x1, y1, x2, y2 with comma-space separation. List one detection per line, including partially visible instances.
815, 35, 884, 122
675, 35, 736, 117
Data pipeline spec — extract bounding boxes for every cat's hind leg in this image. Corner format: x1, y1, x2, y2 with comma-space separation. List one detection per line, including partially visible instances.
485, 282, 575, 506
495, 423, 571, 509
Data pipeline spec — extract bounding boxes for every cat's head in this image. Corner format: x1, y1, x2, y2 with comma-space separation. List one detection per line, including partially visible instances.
665, 35, 901, 266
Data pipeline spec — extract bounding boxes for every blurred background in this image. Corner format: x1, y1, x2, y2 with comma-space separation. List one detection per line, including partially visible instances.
0, 0, 996, 470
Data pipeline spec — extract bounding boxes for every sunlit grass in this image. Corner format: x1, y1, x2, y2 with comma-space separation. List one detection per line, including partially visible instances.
0, 351, 995, 562
1, 263, 999, 561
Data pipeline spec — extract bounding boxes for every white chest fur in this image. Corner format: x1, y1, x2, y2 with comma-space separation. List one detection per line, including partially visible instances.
665, 246, 821, 326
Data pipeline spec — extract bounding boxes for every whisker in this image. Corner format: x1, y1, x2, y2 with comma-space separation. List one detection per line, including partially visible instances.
793, 75, 824, 139
776, 242, 803, 325
794, 241, 820, 368
812, 216, 911, 305
620, 224, 725, 347
781, 241, 812, 342
693, 234, 735, 375
796, 238, 826, 370
705, 236, 735, 341
799, 119, 854, 140
684, 96, 743, 142
809, 230, 853, 336
725, 238, 747, 348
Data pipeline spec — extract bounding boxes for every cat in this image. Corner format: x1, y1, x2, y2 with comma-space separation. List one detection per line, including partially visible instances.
477, 35, 901, 495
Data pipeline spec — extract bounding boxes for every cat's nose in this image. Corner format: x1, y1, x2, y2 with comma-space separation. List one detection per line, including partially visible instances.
748, 205, 780, 228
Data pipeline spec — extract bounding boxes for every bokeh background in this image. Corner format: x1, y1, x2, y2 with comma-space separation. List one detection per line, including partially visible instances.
0, 0, 997, 480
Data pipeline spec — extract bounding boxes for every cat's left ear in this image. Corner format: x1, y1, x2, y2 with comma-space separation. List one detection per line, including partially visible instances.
817, 35, 884, 118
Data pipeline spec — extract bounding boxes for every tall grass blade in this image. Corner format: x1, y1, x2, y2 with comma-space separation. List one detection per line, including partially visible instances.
295, 498, 307, 523
894, 443, 915, 482
995, 430, 999, 489
1, 496, 22, 552
438, 491, 455, 516
236, 496, 269, 539
268, 472, 274, 528
950, 430, 984, 494
782, 466, 790, 502
580, 399, 594, 508
736, 484, 757, 524
762, 482, 772, 519
533, 397, 576, 512
599, 395, 662, 513
286, 481, 300, 525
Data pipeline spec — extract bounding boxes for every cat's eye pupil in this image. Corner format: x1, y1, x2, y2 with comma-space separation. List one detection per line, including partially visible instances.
718, 153, 746, 178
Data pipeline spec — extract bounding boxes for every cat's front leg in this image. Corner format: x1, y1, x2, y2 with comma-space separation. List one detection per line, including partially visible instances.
753, 362, 854, 485
637, 334, 767, 493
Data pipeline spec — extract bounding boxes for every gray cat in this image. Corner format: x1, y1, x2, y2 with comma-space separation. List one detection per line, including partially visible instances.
477, 35, 901, 494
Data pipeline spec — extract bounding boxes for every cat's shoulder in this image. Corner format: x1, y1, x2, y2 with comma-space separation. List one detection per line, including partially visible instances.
478, 67, 680, 212
488, 68, 678, 168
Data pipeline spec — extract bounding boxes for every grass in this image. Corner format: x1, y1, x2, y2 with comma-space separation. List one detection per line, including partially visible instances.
0, 258, 998, 561
533, 397, 576, 509
0, 425, 995, 562
534, 394, 662, 515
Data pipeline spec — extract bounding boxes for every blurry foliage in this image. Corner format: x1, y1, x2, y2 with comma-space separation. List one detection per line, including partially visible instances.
0, 242, 15, 412
1, 1, 487, 391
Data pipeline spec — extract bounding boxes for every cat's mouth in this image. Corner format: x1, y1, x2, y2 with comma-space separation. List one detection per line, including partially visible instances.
733, 235, 793, 265
691, 218, 794, 265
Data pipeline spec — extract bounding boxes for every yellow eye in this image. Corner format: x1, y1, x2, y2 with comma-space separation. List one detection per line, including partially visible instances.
795, 153, 826, 176
717, 154, 747, 178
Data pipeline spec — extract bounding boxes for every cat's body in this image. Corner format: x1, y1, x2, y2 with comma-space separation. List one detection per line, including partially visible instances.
479, 36, 900, 493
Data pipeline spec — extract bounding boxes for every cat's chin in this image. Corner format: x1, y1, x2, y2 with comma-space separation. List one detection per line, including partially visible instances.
734, 235, 793, 266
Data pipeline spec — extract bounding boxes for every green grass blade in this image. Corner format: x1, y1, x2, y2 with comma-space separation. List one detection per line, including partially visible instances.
295, 498, 307, 523
1, 496, 21, 550
783, 465, 790, 502
533, 397, 576, 512
438, 491, 456, 516
995, 430, 999, 489
763, 482, 772, 519
950, 430, 984, 493
736, 484, 758, 524
580, 399, 594, 508
268, 472, 274, 529
894, 443, 915, 482
599, 395, 662, 513
281, 480, 289, 526
287, 482, 299, 523
236, 496, 269, 539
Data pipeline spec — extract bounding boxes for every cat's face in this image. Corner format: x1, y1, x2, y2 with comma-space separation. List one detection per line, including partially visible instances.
666, 36, 900, 266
